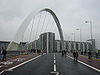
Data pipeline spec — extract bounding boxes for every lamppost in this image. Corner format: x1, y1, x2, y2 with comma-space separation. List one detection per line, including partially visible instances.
72, 32, 75, 50
85, 21, 93, 40
76, 28, 82, 53
85, 20, 93, 52
76, 28, 82, 41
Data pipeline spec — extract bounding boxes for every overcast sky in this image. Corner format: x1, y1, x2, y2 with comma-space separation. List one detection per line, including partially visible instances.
0, 0, 100, 49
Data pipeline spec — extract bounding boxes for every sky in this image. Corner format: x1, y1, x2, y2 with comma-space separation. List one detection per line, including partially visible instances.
0, 0, 100, 49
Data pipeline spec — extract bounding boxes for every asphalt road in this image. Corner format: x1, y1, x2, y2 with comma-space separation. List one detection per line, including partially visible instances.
56, 53, 100, 75
1, 53, 100, 75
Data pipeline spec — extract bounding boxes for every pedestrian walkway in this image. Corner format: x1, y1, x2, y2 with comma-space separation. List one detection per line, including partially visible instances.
68, 53, 100, 70
0, 53, 40, 72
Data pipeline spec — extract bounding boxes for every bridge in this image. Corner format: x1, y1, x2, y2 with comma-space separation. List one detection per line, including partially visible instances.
0, 8, 100, 75
7, 8, 92, 54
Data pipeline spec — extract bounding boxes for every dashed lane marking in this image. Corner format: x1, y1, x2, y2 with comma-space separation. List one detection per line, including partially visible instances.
54, 60, 56, 64
54, 54, 55, 60
51, 53, 59, 75
54, 64, 56, 71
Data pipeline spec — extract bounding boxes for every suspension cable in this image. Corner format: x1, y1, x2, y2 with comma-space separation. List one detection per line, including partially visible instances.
48, 20, 54, 32
29, 17, 35, 43
52, 22, 57, 32
43, 13, 51, 32
35, 12, 42, 40
40, 11, 47, 33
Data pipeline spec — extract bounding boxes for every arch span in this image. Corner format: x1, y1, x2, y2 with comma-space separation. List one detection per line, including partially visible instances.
41, 8, 64, 44
8, 8, 64, 50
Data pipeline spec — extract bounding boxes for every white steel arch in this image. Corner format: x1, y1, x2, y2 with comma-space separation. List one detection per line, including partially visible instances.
8, 8, 64, 50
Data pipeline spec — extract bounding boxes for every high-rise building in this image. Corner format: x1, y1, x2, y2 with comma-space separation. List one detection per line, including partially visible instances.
55, 40, 61, 52
39, 32, 55, 53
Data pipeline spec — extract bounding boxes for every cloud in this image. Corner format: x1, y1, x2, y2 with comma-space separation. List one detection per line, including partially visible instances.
0, 0, 100, 49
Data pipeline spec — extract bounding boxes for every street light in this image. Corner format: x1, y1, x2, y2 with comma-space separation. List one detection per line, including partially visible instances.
76, 28, 82, 42
76, 28, 82, 54
72, 32, 76, 51
85, 21, 93, 40
85, 20, 93, 51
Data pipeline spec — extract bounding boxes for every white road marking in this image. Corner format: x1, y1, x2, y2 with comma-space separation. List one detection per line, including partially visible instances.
4, 69, 13, 72
51, 53, 59, 75
54, 64, 56, 71
54, 60, 56, 64
54, 53, 56, 71
0, 54, 43, 74
54, 54, 55, 60
0, 71, 4, 74
8, 55, 42, 70
51, 72, 59, 75
67, 55, 100, 72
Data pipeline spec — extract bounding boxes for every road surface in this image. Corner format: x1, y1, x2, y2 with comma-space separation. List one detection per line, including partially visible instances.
1, 53, 100, 75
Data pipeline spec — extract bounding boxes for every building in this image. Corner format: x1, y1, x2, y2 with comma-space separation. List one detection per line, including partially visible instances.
31, 40, 40, 50
0, 41, 28, 51
55, 40, 90, 53
19, 42, 27, 50
55, 40, 61, 52
39, 32, 55, 53
0, 38, 94, 54
87, 39, 95, 52
0, 41, 10, 50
